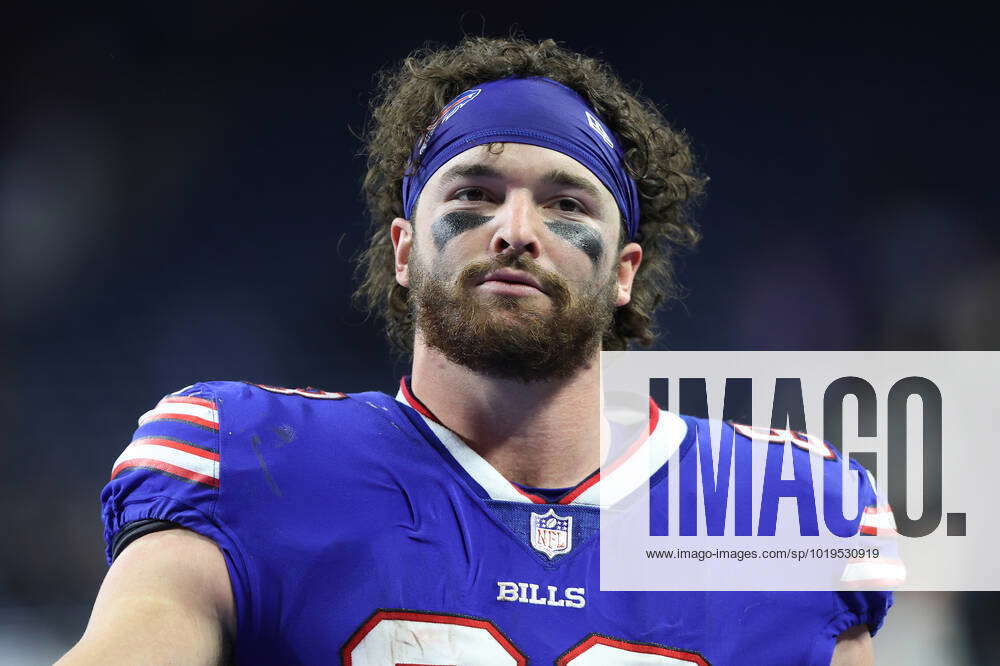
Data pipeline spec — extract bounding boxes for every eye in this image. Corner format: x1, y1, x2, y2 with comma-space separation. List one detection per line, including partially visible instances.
554, 198, 586, 214
454, 187, 490, 202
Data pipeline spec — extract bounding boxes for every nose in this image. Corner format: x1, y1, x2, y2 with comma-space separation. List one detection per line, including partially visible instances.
489, 190, 542, 260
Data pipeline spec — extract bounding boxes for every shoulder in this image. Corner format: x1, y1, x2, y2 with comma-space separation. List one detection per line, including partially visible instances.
102, 383, 232, 565
173, 381, 416, 466
682, 417, 872, 477
166, 380, 398, 434
102, 381, 384, 543
126, 379, 369, 439
236, 382, 413, 443
102, 379, 411, 555
678, 416, 885, 517
722, 420, 841, 462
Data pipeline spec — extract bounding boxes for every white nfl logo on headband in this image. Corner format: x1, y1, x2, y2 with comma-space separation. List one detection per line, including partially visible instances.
585, 110, 615, 149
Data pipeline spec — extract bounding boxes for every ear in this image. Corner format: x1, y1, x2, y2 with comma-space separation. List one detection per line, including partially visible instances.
614, 241, 643, 307
390, 217, 413, 288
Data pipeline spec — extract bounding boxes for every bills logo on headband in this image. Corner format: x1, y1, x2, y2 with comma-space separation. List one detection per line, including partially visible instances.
585, 110, 615, 149
416, 88, 482, 157
530, 509, 573, 559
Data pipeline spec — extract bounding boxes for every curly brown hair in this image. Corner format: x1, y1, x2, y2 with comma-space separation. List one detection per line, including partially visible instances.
355, 36, 706, 353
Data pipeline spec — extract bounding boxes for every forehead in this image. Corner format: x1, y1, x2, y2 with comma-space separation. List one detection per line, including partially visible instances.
423, 143, 615, 202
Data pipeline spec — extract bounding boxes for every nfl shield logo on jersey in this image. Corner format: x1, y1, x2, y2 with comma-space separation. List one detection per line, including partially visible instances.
530, 509, 573, 559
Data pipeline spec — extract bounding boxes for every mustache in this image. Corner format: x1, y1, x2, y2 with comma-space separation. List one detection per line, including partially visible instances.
456, 254, 570, 302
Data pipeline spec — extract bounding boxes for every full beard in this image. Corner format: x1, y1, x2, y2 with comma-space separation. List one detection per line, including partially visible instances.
410, 253, 618, 383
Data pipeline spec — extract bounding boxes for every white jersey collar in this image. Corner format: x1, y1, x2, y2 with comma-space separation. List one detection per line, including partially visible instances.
395, 377, 688, 507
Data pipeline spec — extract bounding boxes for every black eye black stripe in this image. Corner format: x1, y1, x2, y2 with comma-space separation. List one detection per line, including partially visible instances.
432, 211, 493, 250
430, 211, 604, 266
544, 221, 603, 265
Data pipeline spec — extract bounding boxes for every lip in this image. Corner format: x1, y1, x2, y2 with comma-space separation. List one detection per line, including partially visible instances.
477, 269, 547, 294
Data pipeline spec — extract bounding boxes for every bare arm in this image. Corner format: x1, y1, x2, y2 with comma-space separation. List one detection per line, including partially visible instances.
831, 624, 874, 666
57, 528, 235, 665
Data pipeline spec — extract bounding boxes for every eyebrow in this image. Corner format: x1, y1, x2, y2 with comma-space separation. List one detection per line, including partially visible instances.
436, 163, 603, 201
540, 169, 602, 201
437, 163, 505, 187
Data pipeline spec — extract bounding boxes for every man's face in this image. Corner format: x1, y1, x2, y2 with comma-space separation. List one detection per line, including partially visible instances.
392, 143, 642, 382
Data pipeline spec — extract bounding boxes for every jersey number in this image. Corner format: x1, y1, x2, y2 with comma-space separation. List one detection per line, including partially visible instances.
342, 609, 709, 665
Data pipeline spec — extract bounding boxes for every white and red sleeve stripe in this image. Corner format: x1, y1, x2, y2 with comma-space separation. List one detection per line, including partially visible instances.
859, 505, 897, 536
138, 396, 219, 431
111, 436, 220, 487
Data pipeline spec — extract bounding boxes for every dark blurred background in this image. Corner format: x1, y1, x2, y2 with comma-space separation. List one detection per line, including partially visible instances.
3, 3, 997, 662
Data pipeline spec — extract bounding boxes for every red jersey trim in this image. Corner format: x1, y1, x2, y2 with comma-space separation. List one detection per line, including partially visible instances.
111, 458, 220, 488
342, 609, 526, 665
557, 634, 710, 665
161, 395, 217, 409
140, 413, 220, 431
399, 377, 439, 423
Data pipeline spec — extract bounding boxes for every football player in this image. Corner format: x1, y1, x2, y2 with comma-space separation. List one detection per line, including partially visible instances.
59, 37, 889, 665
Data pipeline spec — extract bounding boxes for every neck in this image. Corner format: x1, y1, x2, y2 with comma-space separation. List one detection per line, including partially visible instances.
409, 333, 606, 488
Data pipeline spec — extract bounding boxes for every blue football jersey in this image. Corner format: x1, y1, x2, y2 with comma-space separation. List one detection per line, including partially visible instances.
101, 379, 892, 665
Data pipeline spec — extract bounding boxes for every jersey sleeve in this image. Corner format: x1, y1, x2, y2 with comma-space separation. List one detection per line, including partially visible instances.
100, 383, 231, 565
805, 460, 896, 664
831, 462, 896, 635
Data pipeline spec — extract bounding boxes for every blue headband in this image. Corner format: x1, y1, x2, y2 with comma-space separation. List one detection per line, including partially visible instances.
401, 77, 641, 240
